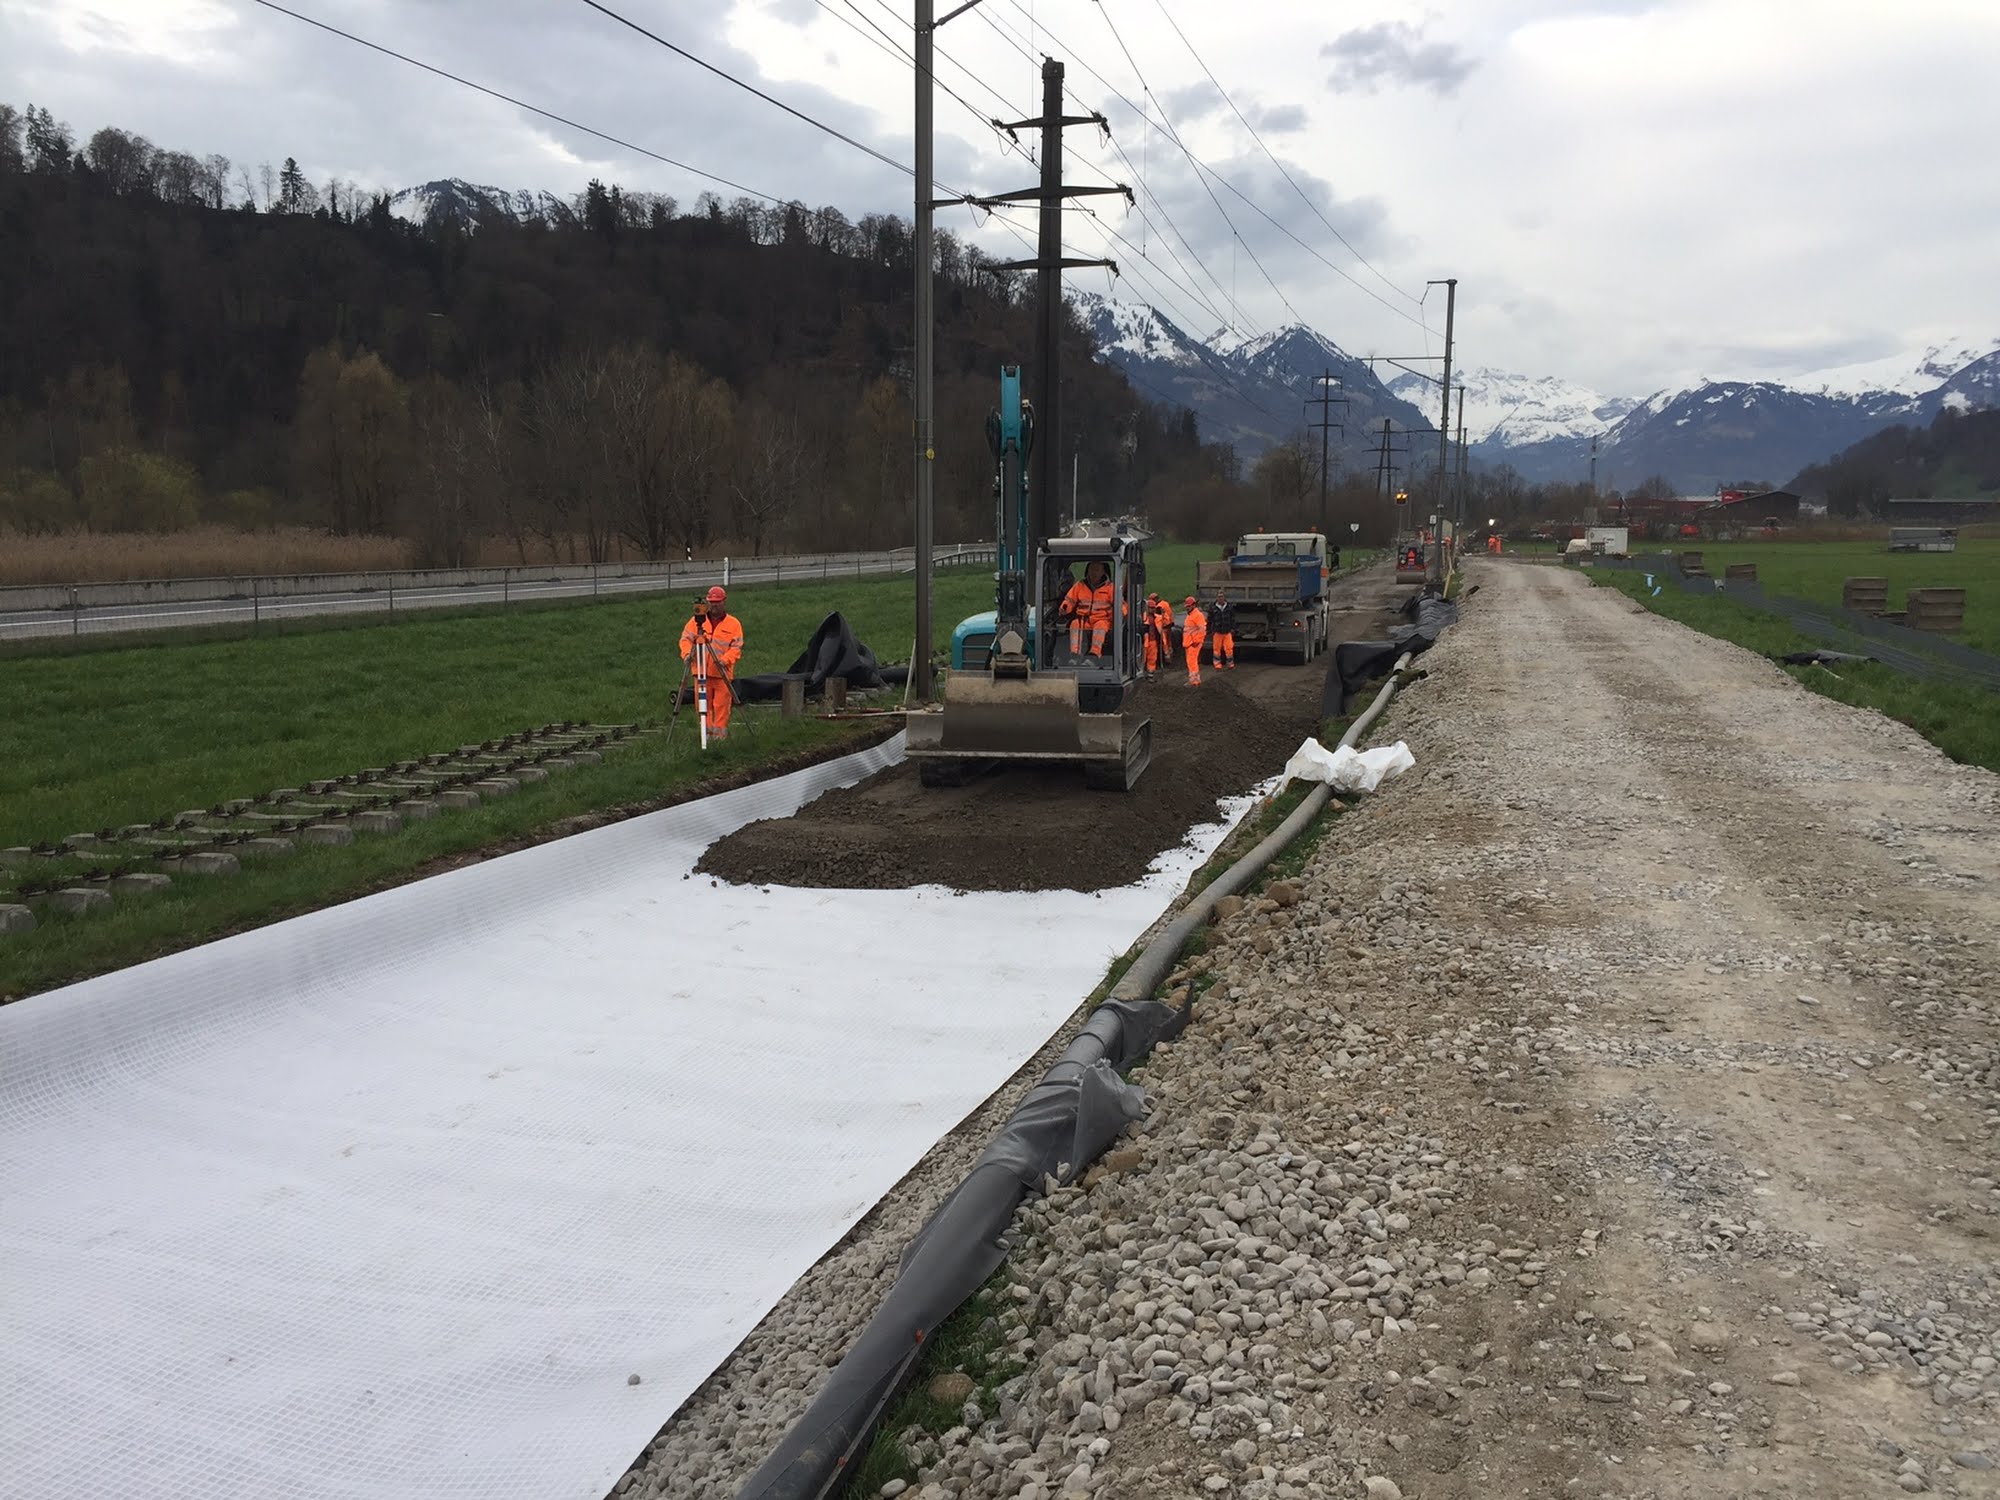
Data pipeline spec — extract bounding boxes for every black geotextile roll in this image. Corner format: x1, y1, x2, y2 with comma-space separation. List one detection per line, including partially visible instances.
726, 612, 903, 703
1326, 592, 1459, 713
734, 998, 1183, 1500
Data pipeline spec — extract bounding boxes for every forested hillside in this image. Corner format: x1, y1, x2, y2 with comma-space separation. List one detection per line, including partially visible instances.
1788, 407, 2000, 514
0, 102, 1243, 563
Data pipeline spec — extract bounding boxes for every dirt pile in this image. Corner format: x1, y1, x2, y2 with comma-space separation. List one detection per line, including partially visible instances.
696, 666, 1322, 892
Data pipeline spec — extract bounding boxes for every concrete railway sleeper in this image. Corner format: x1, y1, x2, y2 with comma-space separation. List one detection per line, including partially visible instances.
734, 652, 1421, 1500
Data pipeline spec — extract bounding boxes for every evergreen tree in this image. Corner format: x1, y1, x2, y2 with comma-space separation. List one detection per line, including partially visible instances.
24, 105, 73, 173
277, 156, 318, 214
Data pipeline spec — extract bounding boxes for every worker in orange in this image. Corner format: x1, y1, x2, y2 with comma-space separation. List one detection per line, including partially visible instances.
1207, 591, 1236, 670
679, 585, 745, 741
1487, 533, 1502, 555
1060, 559, 1116, 660
1179, 594, 1208, 684
1143, 592, 1173, 677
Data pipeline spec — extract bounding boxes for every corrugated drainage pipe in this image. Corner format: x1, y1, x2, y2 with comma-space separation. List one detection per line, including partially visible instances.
734, 652, 1417, 1500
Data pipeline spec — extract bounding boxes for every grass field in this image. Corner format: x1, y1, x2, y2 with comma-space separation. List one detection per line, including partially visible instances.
1593, 569, 2000, 776
0, 539, 1359, 847
0, 569, 996, 849
1639, 538, 2000, 654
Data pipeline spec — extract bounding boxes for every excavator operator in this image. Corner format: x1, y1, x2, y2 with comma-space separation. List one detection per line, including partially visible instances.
679, 585, 745, 741
1059, 559, 1116, 661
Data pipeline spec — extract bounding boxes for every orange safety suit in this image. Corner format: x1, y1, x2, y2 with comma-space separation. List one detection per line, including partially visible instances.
1143, 596, 1172, 675
680, 610, 745, 739
1180, 604, 1208, 685
1061, 575, 1116, 659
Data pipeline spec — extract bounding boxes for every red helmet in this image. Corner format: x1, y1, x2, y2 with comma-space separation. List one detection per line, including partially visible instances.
705, 586, 727, 604
1183, 595, 1197, 607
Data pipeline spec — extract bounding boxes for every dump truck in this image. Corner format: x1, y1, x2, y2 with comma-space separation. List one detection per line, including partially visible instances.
1194, 530, 1333, 664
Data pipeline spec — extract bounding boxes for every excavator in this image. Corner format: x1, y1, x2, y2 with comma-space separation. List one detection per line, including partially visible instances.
905, 367, 1154, 791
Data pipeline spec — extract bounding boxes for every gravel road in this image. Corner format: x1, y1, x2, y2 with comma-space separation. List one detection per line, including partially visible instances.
627, 559, 2000, 1499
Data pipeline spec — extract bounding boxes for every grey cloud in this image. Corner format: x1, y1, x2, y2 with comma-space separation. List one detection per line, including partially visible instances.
1159, 83, 1225, 126
0, 0, 986, 222
1321, 22, 1476, 97
1243, 101, 1308, 134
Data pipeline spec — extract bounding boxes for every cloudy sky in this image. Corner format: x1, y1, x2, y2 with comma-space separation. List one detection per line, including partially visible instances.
4, 0, 1996, 399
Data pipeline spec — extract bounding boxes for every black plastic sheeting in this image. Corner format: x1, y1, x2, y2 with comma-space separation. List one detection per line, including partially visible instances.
1779, 648, 1876, 667
722, 612, 910, 704
734, 998, 1185, 1500
1324, 591, 1460, 717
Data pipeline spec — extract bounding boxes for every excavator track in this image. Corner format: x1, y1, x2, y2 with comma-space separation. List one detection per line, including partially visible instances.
1081, 717, 1152, 792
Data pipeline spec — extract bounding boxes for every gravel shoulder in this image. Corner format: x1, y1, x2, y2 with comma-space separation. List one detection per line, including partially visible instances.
873, 560, 1999, 1500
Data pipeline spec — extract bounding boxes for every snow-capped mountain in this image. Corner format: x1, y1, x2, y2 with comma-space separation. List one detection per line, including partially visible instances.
388, 178, 574, 227
1435, 339, 2000, 491
1787, 336, 2000, 400
1073, 292, 1431, 462
1386, 366, 1635, 448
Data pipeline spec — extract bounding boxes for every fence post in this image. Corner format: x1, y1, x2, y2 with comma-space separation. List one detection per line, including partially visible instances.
503, 569, 510, 607
71, 584, 80, 638
252, 575, 260, 628
388, 574, 395, 614
724, 557, 731, 587
593, 563, 600, 598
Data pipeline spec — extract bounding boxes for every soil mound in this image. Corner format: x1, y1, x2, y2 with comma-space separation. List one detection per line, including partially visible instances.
696, 666, 1322, 893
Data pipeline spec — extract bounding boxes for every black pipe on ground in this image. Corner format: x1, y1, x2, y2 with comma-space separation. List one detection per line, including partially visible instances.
735, 638, 1434, 1500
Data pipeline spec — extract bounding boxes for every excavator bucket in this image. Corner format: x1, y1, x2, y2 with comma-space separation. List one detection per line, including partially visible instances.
906, 672, 1153, 790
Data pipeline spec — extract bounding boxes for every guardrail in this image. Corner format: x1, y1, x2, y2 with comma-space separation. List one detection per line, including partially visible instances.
0, 543, 999, 642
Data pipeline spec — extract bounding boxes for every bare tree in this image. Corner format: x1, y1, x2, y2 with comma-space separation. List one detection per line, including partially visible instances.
730, 402, 808, 556
519, 349, 620, 564
660, 357, 735, 558
407, 376, 480, 566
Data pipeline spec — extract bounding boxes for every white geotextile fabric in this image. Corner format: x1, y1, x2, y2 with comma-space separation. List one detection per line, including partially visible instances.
0, 734, 1255, 1500
1279, 736, 1416, 794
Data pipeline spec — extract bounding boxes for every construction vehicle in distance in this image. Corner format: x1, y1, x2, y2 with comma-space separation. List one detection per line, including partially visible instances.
1394, 535, 1429, 584
1195, 531, 1334, 664
905, 367, 1153, 791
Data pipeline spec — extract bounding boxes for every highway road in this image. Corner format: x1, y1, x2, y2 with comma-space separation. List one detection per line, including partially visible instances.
0, 550, 991, 642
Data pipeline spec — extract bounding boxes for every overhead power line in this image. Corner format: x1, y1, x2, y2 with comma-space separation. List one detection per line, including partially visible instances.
576, 0, 915, 180
1093, 0, 1303, 333
972, 0, 1264, 341
249, 0, 787, 204
1149, 0, 1420, 307
1009, 0, 1432, 333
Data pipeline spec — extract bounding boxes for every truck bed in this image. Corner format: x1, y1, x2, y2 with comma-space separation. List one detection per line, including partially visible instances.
1195, 557, 1323, 603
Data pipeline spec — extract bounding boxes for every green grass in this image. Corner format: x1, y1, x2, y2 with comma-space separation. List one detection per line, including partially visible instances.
0, 713, 877, 998
0, 569, 994, 849
1596, 570, 2000, 775
1644, 538, 2000, 654
838, 1271, 1025, 1498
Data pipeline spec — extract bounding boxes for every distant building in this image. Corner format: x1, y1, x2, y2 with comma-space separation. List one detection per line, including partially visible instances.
1885, 497, 2000, 524
1712, 489, 1803, 525
1593, 489, 1800, 539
